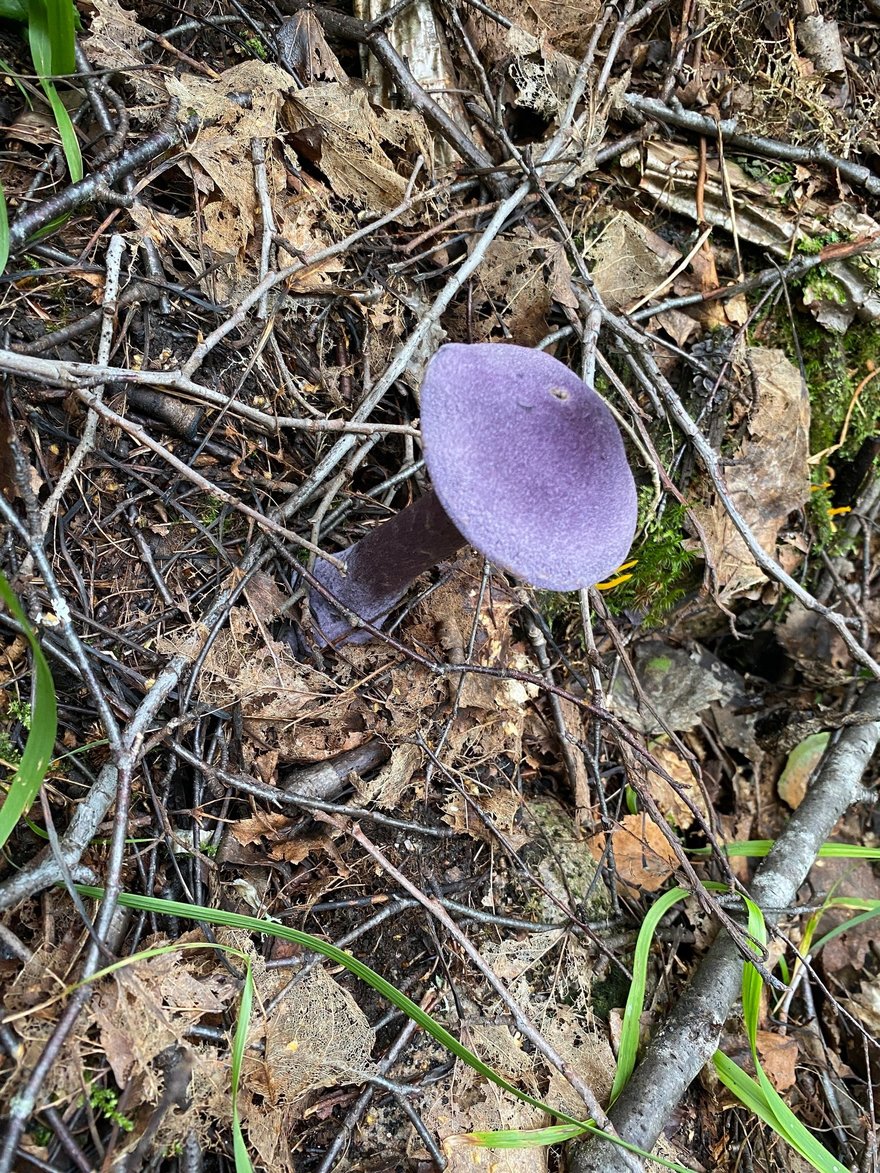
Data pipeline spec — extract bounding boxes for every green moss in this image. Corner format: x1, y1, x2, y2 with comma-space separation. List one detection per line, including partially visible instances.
591, 966, 633, 1021
732, 157, 795, 187
645, 655, 673, 673
796, 230, 843, 256
198, 494, 224, 527
756, 311, 880, 463
0, 732, 21, 773
84, 1084, 135, 1133
6, 698, 31, 728
242, 33, 269, 60
603, 501, 698, 626
807, 479, 837, 548
802, 266, 848, 306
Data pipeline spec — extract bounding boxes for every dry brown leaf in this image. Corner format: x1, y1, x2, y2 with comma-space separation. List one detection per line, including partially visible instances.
543, 1003, 616, 1117
755, 1030, 799, 1092
268, 823, 347, 867
689, 346, 811, 603
591, 814, 679, 895
187, 604, 373, 764
231, 810, 293, 846
408, 564, 539, 764
276, 10, 346, 83
587, 212, 682, 313
609, 641, 738, 736
810, 857, 880, 975
443, 785, 529, 848
843, 977, 880, 1034
777, 600, 852, 685
3, 109, 60, 149
422, 957, 610, 1169
80, 0, 167, 111
168, 60, 291, 142
127, 61, 297, 297
273, 193, 346, 291
646, 740, 708, 830
446, 230, 578, 346
284, 83, 430, 213
127, 205, 203, 275
355, 741, 423, 808
483, 929, 567, 983
423, 1020, 547, 1173
244, 572, 289, 623
162, 62, 291, 279
470, 0, 601, 62
655, 306, 701, 347
249, 964, 376, 1104
91, 944, 233, 1098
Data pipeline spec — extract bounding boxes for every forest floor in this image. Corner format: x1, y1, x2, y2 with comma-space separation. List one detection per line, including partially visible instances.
0, 0, 879, 1171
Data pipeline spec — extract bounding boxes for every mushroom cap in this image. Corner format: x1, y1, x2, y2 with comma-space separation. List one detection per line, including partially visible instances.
420, 343, 638, 591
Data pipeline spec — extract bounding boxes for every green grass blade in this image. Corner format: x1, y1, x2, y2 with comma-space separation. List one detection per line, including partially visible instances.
44, 0, 76, 74
464, 1126, 693, 1170
609, 887, 691, 1105
810, 903, 880, 955
466, 1125, 590, 1148
0, 571, 58, 852
721, 895, 847, 1173
691, 841, 880, 861
75, 886, 589, 1127
0, 56, 31, 105
715, 1049, 845, 1172
713, 1051, 784, 1124
40, 80, 82, 181
27, 0, 82, 182
0, 182, 8, 274
231, 963, 255, 1173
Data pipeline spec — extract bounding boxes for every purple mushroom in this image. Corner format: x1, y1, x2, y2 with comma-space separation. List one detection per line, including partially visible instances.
308, 342, 638, 645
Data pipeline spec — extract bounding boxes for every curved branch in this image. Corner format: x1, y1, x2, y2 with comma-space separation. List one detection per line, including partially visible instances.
571, 682, 880, 1173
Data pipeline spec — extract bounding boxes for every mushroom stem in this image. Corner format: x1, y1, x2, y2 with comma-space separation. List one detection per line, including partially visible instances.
310, 489, 465, 645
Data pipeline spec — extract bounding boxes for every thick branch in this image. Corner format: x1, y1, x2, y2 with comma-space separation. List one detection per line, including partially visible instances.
571, 682, 880, 1173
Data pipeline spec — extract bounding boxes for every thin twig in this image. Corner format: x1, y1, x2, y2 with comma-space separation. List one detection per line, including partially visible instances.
37, 234, 126, 533
623, 93, 880, 195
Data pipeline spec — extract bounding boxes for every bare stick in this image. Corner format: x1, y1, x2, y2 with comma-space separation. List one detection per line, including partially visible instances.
7, 109, 182, 254
623, 93, 880, 196
251, 137, 277, 321
0, 346, 419, 436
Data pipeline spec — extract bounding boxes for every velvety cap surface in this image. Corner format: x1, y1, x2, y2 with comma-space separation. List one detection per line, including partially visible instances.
420, 343, 638, 590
